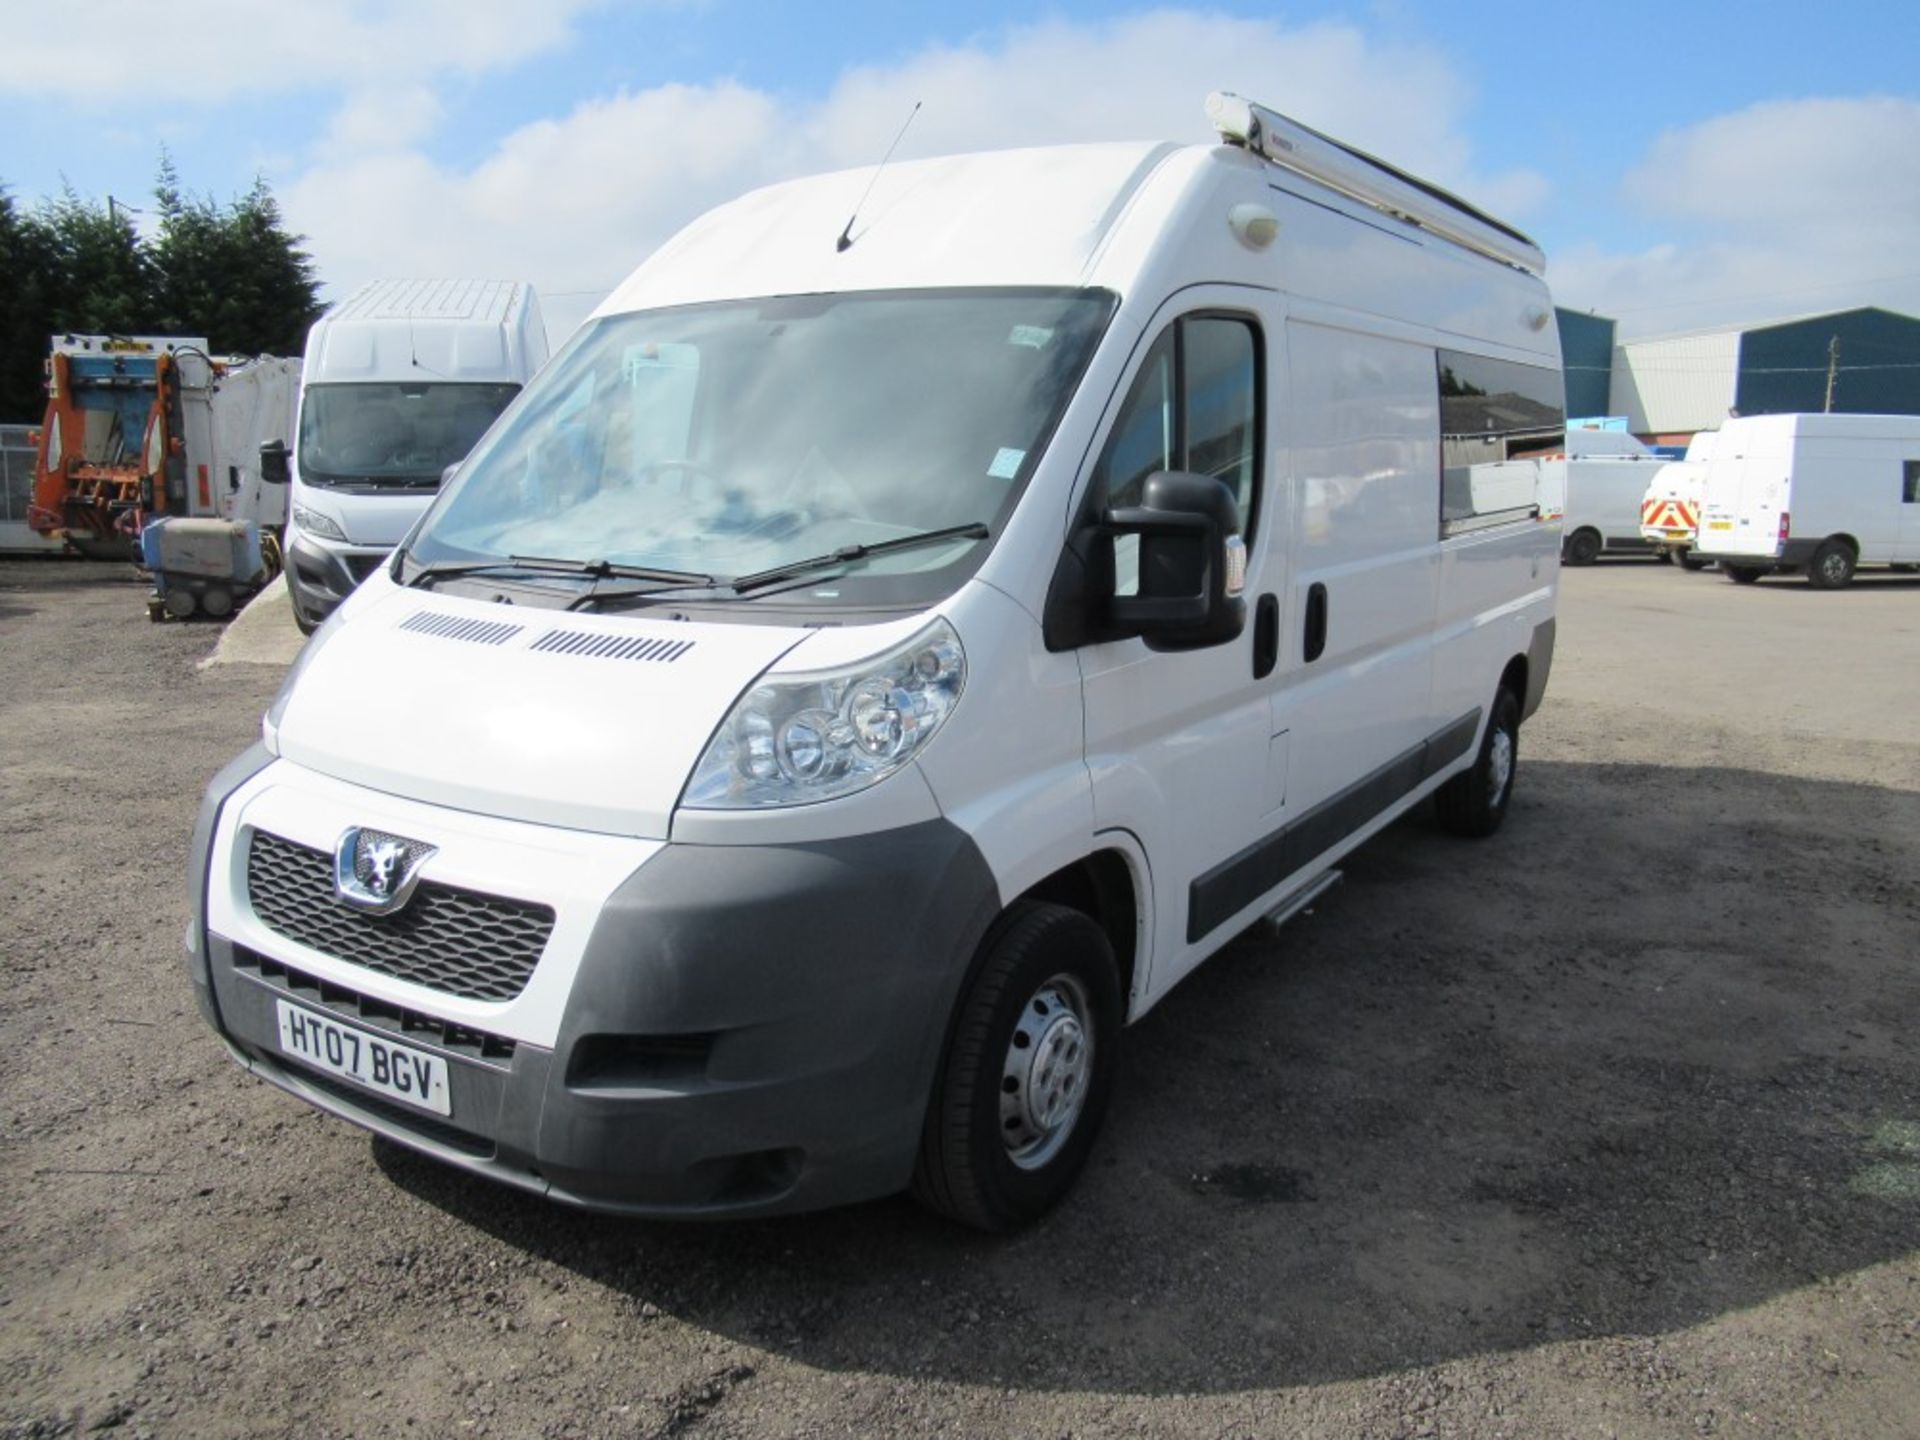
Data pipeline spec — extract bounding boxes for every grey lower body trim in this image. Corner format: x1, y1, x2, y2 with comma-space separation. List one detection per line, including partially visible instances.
1523, 617, 1555, 722
1186, 709, 1480, 943
187, 742, 276, 1029
201, 817, 1002, 1219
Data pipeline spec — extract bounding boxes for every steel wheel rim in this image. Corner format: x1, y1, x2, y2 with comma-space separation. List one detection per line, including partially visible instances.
1489, 725, 1515, 801
1000, 973, 1094, 1171
1820, 551, 1848, 585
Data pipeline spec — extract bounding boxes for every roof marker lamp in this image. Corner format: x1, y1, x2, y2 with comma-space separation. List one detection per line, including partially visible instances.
684, 619, 966, 809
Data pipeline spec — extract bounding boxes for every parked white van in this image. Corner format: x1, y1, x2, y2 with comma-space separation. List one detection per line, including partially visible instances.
265, 280, 548, 632
1694, 413, 1920, 586
1538, 426, 1671, 565
189, 94, 1561, 1230
1638, 429, 1718, 568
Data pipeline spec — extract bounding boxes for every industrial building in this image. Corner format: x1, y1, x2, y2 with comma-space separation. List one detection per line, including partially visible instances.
1556, 305, 1920, 443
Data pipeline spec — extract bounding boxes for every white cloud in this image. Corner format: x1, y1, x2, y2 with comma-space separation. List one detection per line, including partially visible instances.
324, 86, 445, 156
1549, 96, 1920, 335
279, 11, 1550, 338
0, 0, 612, 102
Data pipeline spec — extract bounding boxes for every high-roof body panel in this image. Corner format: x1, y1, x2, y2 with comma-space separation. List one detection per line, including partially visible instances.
598, 143, 1179, 315
333, 279, 523, 325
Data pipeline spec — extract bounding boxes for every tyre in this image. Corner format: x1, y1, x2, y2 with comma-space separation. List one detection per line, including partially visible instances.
200, 585, 235, 619
1564, 529, 1602, 566
913, 901, 1122, 1232
1436, 685, 1520, 839
1676, 549, 1708, 572
1806, 539, 1857, 589
1723, 565, 1764, 585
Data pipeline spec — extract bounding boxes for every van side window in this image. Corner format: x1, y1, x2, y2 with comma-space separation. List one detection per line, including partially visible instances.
1097, 316, 1261, 533
1904, 460, 1920, 503
1437, 349, 1565, 535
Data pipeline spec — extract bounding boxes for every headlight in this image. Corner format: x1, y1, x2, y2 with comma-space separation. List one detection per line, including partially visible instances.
684, 618, 965, 809
292, 505, 346, 542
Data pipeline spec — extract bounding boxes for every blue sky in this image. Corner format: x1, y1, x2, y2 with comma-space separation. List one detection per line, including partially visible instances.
5, 2, 1918, 338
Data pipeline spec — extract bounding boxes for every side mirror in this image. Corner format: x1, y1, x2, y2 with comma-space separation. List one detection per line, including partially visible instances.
259, 439, 290, 484
1104, 471, 1247, 648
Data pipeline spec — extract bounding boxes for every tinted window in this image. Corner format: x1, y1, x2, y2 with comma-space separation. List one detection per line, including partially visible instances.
1437, 349, 1564, 532
1904, 459, 1920, 503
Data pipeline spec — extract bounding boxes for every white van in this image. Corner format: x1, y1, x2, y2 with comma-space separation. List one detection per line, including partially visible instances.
267, 280, 548, 632
1638, 429, 1717, 568
188, 94, 1561, 1230
1538, 427, 1670, 565
1694, 413, 1920, 586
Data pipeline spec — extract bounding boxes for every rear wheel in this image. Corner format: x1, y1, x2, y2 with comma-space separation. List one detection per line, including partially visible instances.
1675, 548, 1708, 572
1806, 539, 1857, 589
1723, 565, 1764, 585
913, 901, 1121, 1232
1436, 686, 1520, 839
1564, 529, 1602, 566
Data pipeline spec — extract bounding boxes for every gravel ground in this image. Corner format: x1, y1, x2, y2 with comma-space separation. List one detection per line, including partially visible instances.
2, 555, 1917, 1439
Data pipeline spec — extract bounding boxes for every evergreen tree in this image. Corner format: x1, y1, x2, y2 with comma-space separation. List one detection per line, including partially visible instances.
38, 184, 154, 337
149, 160, 322, 356
0, 189, 58, 421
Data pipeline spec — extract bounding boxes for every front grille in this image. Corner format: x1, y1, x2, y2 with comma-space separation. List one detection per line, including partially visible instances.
344, 552, 386, 582
234, 948, 517, 1065
245, 830, 554, 1002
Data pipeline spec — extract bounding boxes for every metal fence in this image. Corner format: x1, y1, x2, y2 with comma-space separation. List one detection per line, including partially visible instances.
0, 424, 37, 525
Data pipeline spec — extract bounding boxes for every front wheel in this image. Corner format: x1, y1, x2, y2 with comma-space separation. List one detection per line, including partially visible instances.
1564, 529, 1602, 566
1724, 565, 1764, 585
1436, 686, 1520, 838
913, 902, 1122, 1232
1676, 548, 1708, 572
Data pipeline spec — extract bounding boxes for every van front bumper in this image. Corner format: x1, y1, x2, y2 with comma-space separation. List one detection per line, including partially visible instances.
285, 533, 390, 628
188, 752, 1001, 1218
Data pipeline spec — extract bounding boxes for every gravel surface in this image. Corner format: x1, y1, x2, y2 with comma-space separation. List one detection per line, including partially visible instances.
2, 555, 1917, 1439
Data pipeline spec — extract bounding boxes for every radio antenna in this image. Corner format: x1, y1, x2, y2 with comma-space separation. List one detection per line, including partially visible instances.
836, 100, 921, 253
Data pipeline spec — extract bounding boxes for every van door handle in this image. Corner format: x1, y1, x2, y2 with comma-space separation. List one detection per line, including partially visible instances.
1303, 582, 1328, 663
1252, 593, 1279, 679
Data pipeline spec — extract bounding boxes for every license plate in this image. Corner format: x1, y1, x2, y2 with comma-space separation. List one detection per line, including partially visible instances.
274, 1000, 451, 1116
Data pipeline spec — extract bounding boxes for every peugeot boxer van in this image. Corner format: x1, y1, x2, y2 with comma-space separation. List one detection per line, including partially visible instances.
265, 279, 548, 632
189, 94, 1562, 1231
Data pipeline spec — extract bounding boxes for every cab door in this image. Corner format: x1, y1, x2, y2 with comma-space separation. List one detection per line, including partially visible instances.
1073, 291, 1282, 1006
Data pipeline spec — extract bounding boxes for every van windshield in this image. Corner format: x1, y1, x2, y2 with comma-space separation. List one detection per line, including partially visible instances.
298, 382, 521, 486
406, 288, 1113, 602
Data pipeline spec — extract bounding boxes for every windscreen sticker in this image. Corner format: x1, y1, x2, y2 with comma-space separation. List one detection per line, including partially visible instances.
1008, 325, 1055, 350
988, 446, 1026, 480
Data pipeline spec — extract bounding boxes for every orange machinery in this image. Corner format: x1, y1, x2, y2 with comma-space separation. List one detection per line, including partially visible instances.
29, 334, 213, 559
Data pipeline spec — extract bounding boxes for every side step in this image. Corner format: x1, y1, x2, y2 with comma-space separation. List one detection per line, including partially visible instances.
1258, 869, 1343, 937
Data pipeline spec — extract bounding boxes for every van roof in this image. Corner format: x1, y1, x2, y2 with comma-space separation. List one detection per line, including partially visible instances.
330, 279, 530, 325
600, 142, 1181, 316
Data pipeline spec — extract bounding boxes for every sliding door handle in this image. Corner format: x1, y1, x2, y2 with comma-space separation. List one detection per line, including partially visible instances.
1303, 582, 1328, 663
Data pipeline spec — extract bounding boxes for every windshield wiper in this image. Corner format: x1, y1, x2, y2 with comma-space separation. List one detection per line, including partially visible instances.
728, 522, 990, 594
406, 554, 715, 591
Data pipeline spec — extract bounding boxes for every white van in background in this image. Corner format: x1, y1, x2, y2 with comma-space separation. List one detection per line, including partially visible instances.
190, 93, 1560, 1231
1693, 413, 1920, 586
266, 280, 548, 632
1638, 429, 1717, 568
1538, 426, 1671, 565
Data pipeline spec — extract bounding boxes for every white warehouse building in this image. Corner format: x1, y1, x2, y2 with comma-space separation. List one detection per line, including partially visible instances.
1606, 306, 1920, 440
